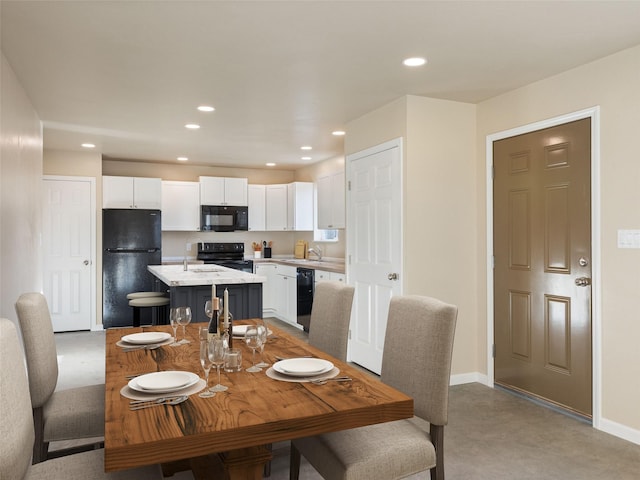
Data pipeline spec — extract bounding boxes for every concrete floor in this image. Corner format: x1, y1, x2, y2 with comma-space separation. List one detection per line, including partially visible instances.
54, 318, 640, 479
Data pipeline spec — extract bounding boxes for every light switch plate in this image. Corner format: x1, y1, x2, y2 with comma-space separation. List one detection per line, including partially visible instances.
617, 229, 640, 248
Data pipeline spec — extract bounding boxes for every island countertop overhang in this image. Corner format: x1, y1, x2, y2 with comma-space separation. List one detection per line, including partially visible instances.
148, 264, 266, 287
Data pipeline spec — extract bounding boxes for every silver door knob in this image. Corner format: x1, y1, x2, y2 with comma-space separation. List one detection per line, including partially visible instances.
388, 273, 398, 281
575, 277, 591, 287
83, 260, 90, 266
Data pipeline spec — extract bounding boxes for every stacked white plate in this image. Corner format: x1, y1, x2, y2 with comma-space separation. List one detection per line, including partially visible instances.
128, 371, 200, 394
272, 358, 334, 378
119, 332, 172, 347
231, 325, 273, 337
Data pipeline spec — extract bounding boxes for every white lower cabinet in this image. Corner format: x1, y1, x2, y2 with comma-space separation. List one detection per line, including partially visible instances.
314, 269, 346, 284
254, 263, 277, 314
274, 265, 297, 325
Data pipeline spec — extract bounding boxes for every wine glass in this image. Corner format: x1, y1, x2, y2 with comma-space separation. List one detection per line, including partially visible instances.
256, 323, 269, 368
208, 336, 228, 392
205, 300, 214, 323
198, 339, 215, 398
169, 308, 180, 346
244, 326, 263, 373
176, 306, 192, 344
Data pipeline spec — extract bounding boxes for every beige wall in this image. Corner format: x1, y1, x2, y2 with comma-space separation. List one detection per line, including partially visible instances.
344, 95, 478, 377
0, 53, 43, 327
405, 96, 477, 376
477, 44, 640, 435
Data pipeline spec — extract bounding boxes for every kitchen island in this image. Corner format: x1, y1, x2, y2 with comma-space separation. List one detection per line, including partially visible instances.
148, 265, 265, 323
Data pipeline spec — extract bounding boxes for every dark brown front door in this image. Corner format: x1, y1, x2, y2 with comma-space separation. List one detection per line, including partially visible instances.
493, 118, 592, 417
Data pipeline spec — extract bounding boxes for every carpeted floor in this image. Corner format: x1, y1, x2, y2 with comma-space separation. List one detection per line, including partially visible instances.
53, 319, 640, 479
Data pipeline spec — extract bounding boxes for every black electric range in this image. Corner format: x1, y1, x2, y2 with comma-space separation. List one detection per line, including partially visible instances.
197, 242, 253, 273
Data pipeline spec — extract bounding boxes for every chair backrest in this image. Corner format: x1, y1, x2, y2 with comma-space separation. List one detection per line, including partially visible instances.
15, 292, 59, 409
380, 295, 458, 427
0, 318, 36, 479
308, 281, 355, 362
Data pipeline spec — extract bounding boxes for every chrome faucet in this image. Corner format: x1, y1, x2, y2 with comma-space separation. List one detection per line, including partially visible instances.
308, 245, 323, 261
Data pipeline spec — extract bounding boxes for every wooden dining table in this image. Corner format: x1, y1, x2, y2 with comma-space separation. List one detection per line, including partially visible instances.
104, 321, 413, 479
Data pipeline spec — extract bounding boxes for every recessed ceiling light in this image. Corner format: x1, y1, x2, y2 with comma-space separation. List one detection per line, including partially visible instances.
266, 163, 276, 167
300, 145, 312, 150
197, 105, 215, 112
81, 143, 95, 148
301, 156, 312, 161
177, 156, 188, 161
185, 123, 200, 129
403, 57, 427, 67
332, 130, 346, 136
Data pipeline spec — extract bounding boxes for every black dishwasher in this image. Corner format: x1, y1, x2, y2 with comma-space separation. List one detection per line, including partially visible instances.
296, 268, 314, 332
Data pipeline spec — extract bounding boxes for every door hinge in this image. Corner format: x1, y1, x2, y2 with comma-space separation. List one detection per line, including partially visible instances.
492, 344, 496, 358
348, 180, 351, 191
492, 165, 495, 179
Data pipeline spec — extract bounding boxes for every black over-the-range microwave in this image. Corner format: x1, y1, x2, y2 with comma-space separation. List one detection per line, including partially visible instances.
201, 205, 248, 232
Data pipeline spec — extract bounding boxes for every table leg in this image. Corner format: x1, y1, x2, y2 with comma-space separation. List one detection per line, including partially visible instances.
161, 445, 272, 480
219, 445, 273, 480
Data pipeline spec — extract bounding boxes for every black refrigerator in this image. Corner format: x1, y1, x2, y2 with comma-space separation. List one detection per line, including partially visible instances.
102, 209, 161, 328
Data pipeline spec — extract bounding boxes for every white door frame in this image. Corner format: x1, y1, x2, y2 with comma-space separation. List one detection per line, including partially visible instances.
43, 175, 97, 330
485, 107, 601, 428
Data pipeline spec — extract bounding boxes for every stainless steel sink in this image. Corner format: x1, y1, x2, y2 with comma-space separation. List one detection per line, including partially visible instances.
190, 267, 226, 273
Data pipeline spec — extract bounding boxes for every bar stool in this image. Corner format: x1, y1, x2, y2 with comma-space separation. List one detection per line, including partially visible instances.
129, 295, 170, 327
126, 291, 166, 300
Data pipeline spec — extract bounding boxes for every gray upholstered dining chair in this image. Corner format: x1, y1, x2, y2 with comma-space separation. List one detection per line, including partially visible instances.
308, 281, 355, 361
15, 292, 105, 463
290, 295, 458, 480
0, 317, 163, 479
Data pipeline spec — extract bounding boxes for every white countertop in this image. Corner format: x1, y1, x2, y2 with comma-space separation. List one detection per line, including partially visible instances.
148, 264, 265, 287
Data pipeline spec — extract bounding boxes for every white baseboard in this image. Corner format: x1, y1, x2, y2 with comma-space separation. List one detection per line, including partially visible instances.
598, 417, 640, 446
450, 372, 489, 386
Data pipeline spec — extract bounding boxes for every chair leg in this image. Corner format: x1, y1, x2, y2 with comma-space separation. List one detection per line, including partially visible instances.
133, 306, 141, 327
32, 407, 48, 464
262, 443, 272, 477
289, 442, 301, 480
430, 424, 445, 480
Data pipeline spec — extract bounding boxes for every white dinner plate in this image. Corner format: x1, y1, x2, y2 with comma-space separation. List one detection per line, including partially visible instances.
129, 371, 199, 393
121, 332, 172, 345
273, 358, 334, 377
231, 325, 272, 337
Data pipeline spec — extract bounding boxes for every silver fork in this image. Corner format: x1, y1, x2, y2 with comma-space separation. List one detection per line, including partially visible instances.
129, 395, 188, 410
310, 376, 352, 385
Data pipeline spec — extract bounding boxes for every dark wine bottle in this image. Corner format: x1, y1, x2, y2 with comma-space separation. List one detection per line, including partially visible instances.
207, 297, 220, 341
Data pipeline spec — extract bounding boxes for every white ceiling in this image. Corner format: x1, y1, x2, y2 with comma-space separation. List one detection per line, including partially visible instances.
3, 1, 640, 170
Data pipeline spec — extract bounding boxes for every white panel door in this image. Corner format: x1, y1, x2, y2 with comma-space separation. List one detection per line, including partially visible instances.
43, 177, 95, 332
347, 139, 402, 374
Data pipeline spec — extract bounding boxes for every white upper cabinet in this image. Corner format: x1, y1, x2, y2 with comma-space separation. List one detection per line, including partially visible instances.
265, 184, 288, 231
287, 182, 314, 231
248, 184, 266, 231
317, 171, 345, 229
263, 182, 314, 231
161, 181, 200, 231
103, 176, 162, 209
199, 176, 248, 206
